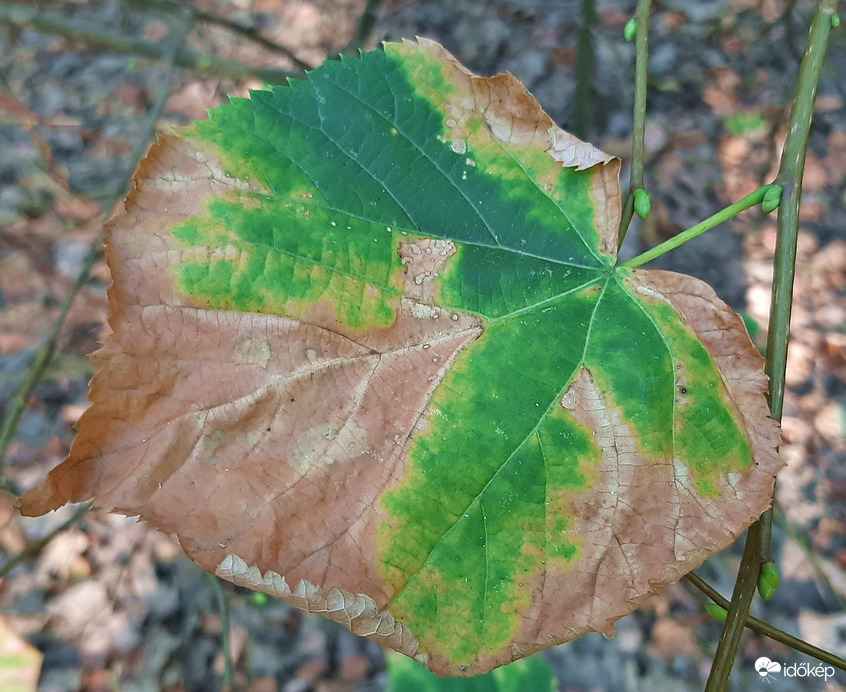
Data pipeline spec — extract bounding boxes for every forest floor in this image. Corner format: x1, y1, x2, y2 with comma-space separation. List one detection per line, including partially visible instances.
0, 0, 845, 690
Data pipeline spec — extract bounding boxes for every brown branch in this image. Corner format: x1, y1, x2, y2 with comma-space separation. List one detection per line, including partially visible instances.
0, 4, 299, 84
130, 0, 314, 71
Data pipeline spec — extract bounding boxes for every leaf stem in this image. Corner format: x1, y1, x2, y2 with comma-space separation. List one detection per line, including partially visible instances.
619, 186, 774, 269
705, 1, 840, 689
686, 572, 846, 672
617, 0, 652, 247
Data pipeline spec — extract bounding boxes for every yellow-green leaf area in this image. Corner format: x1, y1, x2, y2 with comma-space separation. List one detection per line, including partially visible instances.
167, 42, 618, 330
645, 297, 754, 493
586, 277, 753, 495
171, 197, 403, 329
379, 296, 601, 664
584, 277, 676, 456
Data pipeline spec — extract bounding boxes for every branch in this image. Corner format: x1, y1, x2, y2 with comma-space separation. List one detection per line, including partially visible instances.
0, 5, 298, 84
617, 0, 652, 247
131, 0, 313, 71
207, 574, 234, 691
686, 572, 846, 672
0, 503, 90, 578
0, 4, 191, 483
573, 0, 597, 140
705, 1, 841, 689
344, 0, 385, 54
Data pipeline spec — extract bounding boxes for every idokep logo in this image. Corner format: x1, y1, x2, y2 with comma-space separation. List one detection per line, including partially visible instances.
754, 656, 836, 683
755, 657, 781, 681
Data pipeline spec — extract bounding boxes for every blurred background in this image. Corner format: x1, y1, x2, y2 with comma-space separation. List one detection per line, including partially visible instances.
0, 0, 845, 690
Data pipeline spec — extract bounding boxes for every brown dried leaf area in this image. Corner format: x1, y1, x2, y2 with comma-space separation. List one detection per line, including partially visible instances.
17, 134, 482, 652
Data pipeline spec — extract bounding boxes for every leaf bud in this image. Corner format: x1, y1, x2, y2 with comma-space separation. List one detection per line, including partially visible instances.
704, 603, 728, 621
634, 188, 651, 218
761, 184, 782, 213
758, 561, 781, 601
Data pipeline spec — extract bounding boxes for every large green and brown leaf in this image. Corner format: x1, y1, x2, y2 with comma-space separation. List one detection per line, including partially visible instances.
20, 39, 782, 676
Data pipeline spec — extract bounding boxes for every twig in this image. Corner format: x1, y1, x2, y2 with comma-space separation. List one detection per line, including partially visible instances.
0, 3, 190, 483
130, 0, 313, 71
773, 507, 846, 613
0, 241, 100, 485
617, 0, 652, 248
573, 0, 597, 140
705, 1, 841, 689
686, 572, 846, 672
206, 574, 234, 692
705, 522, 768, 690
344, 0, 385, 54
0, 503, 91, 579
0, 5, 298, 85
782, 0, 804, 63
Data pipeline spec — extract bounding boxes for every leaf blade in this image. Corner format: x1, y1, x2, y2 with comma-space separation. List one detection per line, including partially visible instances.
19, 38, 782, 676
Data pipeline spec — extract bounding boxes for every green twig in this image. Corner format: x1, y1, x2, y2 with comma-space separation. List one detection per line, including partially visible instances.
207, 574, 234, 691
0, 4, 190, 484
0, 503, 91, 578
0, 5, 298, 84
686, 572, 846, 672
620, 185, 774, 269
705, 523, 767, 690
618, 0, 652, 247
705, 1, 840, 689
573, 0, 597, 140
344, 0, 385, 54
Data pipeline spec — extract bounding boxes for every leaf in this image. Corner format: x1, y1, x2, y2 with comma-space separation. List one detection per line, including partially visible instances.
0, 612, 43, 692
385, 651, 556, 691
19, 39, 783, 676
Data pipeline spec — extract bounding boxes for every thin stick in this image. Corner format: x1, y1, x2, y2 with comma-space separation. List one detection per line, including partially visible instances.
344, 0, 385, 54
0, 5, 297, 85
705, 1, 840, 689
190, 5, 312, 71
0, 503, 91, 578
207, 574, 234, 691
573, 0, 597, 140
617, 0, 652, 247
705, 522, 767, 690
686, 572, 846, 672
0, 4, 190, 483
